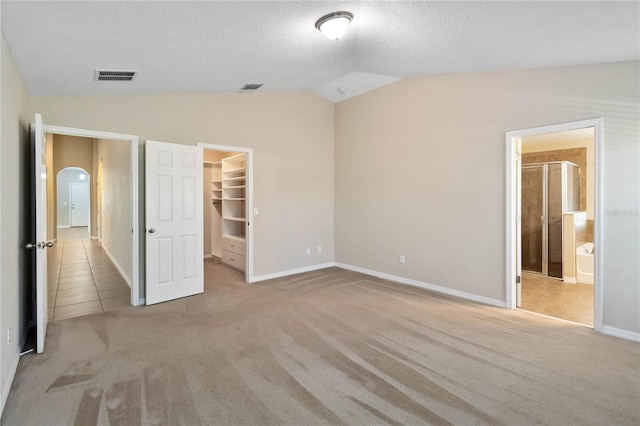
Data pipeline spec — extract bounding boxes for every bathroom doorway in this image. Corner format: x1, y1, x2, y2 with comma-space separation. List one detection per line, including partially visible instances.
506, 119, 602, 330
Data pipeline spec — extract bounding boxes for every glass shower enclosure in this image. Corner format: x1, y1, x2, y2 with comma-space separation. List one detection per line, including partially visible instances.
521, 161, 580, 278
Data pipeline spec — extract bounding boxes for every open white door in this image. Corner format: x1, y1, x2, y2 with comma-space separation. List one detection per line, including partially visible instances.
145, 140, 203, 305
515, 137, 523, 308
29, 114, 53, 353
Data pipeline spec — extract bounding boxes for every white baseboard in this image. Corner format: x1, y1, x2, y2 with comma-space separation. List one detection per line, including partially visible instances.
250, 262, 336, 283
101, 245, 132, 288
335, 262, 507, 308
136, 298, 145, 306
601, 326, 640, 343
56, 226, 70, 229
1, 352, 20, 417
563, 276, 577, 284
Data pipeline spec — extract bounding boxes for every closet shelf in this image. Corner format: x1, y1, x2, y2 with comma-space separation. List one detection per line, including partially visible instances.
211, 152, 247, 272
204, 160, 222, 165
222, 234, 245, 242
223, 167, 245, 174
223, 216, 246, 222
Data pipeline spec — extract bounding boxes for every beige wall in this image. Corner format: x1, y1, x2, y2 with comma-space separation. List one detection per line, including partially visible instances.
335, 61, 640, 334
97, 138, 132, 285
1, 35, 30, 412
51, 135, 97, 237
28, 91, 336, 299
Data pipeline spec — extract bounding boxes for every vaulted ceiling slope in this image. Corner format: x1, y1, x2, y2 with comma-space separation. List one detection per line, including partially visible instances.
2, 1, 639, 102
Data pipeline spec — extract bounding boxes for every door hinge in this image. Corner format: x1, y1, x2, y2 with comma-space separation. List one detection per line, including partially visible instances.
516, 275, 521, 284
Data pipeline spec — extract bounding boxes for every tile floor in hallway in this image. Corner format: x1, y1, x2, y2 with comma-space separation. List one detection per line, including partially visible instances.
48, 227, 131, 321
520, 272, 594, 326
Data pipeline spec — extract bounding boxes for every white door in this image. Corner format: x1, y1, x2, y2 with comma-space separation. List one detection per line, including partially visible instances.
145, 140, 203, 305
515, 138, 523, 308
29, 114, 52, 353
70, 182, 89, 227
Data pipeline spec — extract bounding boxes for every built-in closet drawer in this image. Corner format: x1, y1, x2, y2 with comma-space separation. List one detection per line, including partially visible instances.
222, 237, 246, 255
222, 250, 245, 271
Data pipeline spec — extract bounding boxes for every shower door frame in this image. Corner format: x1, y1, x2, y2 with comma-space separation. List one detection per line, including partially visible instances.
521, 161, 580, 279
505, 118, 604, 332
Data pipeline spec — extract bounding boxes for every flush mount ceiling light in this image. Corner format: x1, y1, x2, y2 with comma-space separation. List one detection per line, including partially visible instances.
315, 11, 353, 41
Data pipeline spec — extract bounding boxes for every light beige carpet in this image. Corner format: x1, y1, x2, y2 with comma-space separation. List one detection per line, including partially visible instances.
3, 261, 639, 425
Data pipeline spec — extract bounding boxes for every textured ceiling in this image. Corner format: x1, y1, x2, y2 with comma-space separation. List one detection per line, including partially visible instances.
2, 1, 639, 102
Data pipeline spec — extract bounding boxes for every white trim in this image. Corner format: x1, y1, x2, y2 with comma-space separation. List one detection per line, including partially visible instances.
197, 142, 254, 283
101, 243, 132, 287
505, 118, 604, 332
0, 353, 20, 417
204, 254, 213, 259
336, 263, 506, 308
251, 262, 336, 283
601, 326, 640, 343
563, 277, 577, 284
42, 123, 140, 307
56, 225, 70, 229
138, 298, 145, 305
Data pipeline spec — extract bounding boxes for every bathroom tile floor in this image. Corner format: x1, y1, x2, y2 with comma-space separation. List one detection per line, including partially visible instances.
520, 272, 594, 326
48, 227, 131, 321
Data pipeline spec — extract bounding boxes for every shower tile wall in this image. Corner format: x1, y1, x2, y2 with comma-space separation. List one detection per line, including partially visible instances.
522, 148, 587, 211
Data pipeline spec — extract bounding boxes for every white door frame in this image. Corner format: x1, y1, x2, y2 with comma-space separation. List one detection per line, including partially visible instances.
44, 124, 140, 306
506, 118, 604, 331
197, 142, 254, 282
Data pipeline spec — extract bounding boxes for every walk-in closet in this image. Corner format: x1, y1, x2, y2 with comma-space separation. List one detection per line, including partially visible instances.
203, 150, 247, 274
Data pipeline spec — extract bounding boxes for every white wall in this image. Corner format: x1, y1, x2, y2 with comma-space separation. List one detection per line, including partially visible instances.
56, 168, 89, 228
0, 34, 30, 414
28, 92, 335, 300
335, 61, 640, 335
97, 138, 132, 285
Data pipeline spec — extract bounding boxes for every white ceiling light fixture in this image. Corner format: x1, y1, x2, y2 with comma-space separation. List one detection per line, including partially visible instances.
315, 11, 353, 41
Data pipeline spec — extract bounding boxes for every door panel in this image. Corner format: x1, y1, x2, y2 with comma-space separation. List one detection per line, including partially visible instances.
522, 166, 544, 274
70, 182, 89, 227
547, 163, 563, 278
31, 114, 49, 353
145, 140, 203, 305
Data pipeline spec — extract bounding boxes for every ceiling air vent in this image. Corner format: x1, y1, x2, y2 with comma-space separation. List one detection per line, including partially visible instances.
240, 83, 263, 91
94, 69, 138, 81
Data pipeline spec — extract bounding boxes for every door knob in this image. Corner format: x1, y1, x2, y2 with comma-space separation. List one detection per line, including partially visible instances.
45, 241, 55, 248
148, 228, 156, 234
25, 243, 37, 249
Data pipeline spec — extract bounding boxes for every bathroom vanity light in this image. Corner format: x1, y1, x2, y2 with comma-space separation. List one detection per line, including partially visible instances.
315, 11, 353, 41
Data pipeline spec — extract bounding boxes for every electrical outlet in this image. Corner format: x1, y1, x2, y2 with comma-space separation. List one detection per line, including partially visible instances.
7, 327, 11, 345
399, 255, 405, 264
317, 246, 322, 254
306, 248, 311, 255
